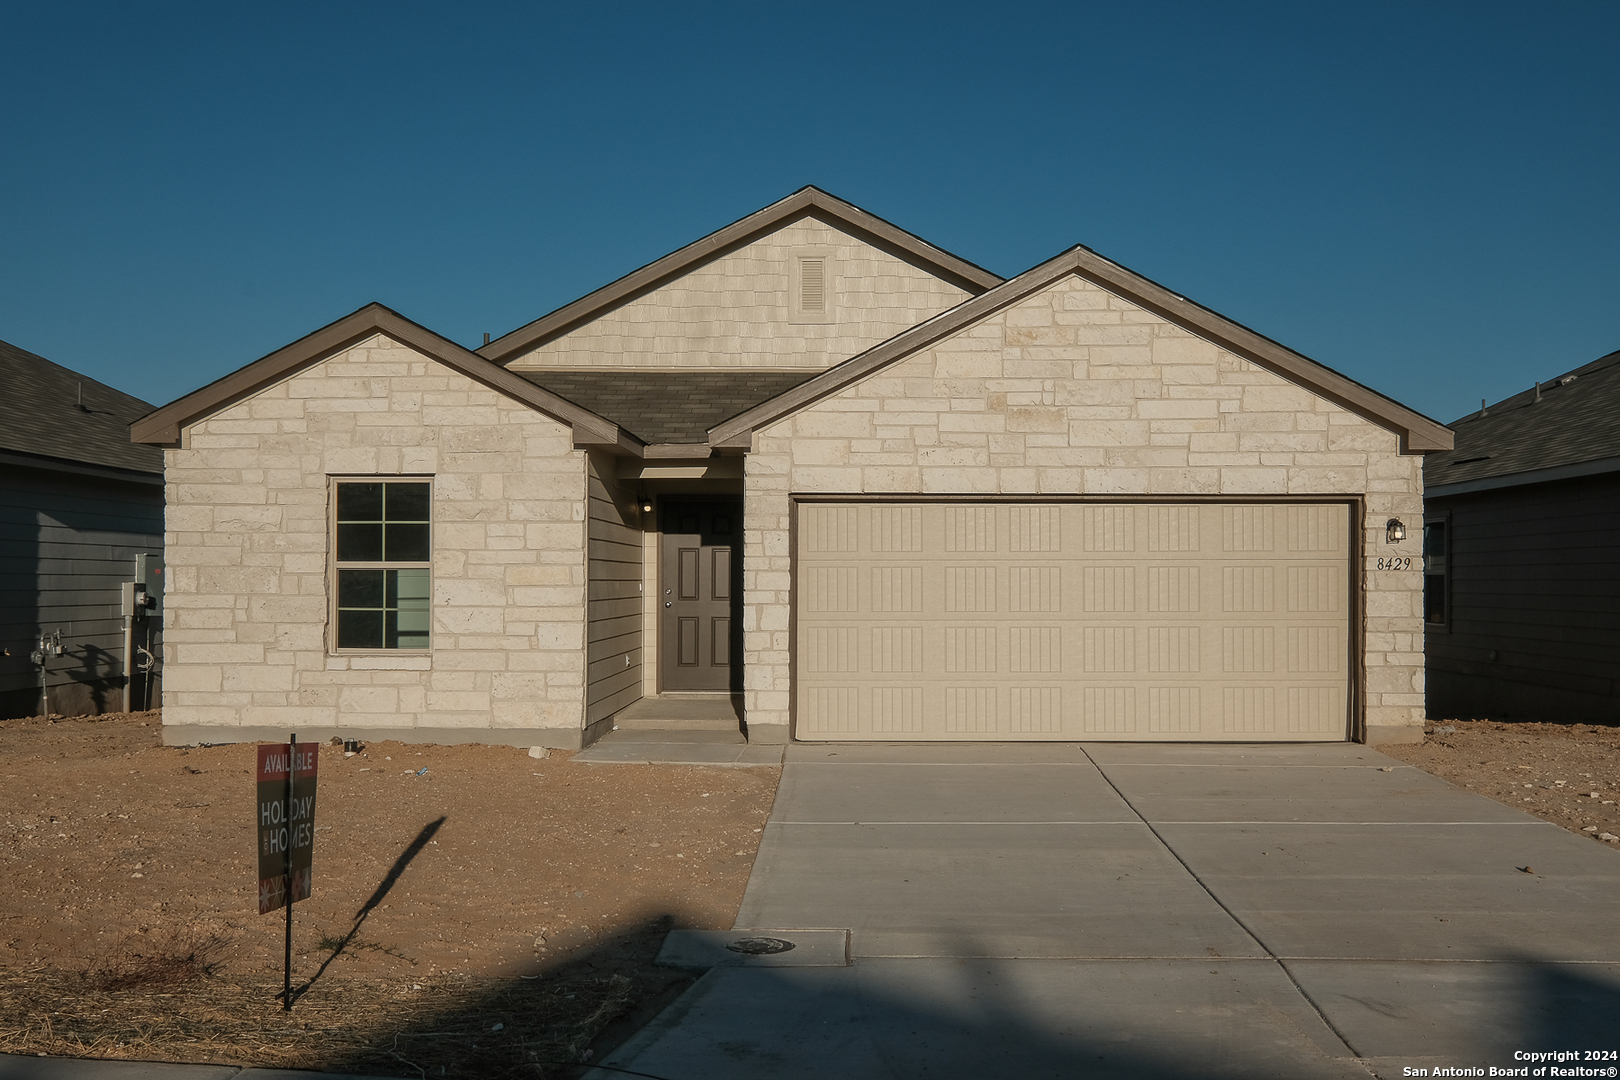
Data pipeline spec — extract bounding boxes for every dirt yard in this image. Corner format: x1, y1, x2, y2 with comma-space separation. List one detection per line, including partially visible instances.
1380, 718, 1620, 844
4, 711, 1618, 1076
0, 711, 780, 1077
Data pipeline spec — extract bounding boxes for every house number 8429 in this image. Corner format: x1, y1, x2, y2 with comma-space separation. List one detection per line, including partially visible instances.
1375, 557, 1411, 571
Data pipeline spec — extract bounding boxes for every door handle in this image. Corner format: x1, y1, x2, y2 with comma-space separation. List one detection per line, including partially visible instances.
664, 601, 672, 608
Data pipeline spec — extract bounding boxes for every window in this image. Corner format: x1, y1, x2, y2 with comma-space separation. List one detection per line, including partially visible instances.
333, 480, 431, 650
1423, 516, 1448, 630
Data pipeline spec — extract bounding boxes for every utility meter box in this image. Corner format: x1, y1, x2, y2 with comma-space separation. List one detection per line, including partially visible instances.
135, 554, 165, 613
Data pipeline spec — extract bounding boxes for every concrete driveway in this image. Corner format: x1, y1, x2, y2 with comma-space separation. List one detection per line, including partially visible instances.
594, 742, 1620, 1080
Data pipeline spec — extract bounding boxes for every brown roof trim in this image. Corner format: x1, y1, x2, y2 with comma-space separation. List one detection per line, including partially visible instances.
476, 186, 1005, 365
710, 246, 1454, 454
130, 303, 644, 453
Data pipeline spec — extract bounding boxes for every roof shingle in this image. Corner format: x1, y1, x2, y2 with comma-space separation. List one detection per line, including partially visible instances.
0, 337, 162, 475
1426, 350, 1620, 486
513, 370, 817, 445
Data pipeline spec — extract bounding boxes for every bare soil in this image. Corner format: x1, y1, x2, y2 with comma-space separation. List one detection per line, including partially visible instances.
1380, 719, 1620, 844
0, 710, 780, 1076
6, 710, 1618, 1075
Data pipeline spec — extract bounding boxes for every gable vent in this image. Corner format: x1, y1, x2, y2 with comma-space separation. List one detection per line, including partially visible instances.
788, 248, 836, 324
800, 257, 826, 314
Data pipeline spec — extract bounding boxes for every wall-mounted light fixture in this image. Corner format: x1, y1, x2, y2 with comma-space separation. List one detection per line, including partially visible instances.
639, 495, 654, 515
1385, 518, 1407, 544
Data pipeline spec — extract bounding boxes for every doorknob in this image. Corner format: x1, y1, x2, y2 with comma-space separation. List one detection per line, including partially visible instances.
664, 601, 672, 608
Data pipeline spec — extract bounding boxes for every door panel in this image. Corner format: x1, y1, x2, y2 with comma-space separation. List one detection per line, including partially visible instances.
660, 499, 742, 691
795, 501, 1352, 741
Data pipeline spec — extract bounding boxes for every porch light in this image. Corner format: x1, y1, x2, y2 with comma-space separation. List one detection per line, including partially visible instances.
1385, 518, 1407, 544
639, 496, 654, 514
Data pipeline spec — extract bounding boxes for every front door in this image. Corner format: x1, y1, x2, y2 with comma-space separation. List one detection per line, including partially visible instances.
659, 499, 742, 691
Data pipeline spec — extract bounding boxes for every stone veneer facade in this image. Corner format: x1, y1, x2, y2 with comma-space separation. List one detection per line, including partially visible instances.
161, 334, 591, 745
507, 219, 973, 371
741, 275, 1426, 744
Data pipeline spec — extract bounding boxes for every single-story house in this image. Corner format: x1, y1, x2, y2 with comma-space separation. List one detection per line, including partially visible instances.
133, 187, 1451, 749
1424, 349, 1620, 723
2, 337, 165, 718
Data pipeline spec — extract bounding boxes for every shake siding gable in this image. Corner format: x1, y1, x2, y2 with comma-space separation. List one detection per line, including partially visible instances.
505, 219, 973, 371
162, 334, 590, 744
742, 275, 1426, 742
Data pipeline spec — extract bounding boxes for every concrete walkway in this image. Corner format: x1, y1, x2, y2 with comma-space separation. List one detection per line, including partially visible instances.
595, 742, 1620, 1080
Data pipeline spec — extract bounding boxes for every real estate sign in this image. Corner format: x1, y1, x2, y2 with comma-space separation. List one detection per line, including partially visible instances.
256, 742, 318, 914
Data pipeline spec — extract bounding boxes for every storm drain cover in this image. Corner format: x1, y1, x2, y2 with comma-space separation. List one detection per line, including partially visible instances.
725, 936, 796, 955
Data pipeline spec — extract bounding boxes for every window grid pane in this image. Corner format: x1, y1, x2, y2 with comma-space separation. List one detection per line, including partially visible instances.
336, 481, 431, 651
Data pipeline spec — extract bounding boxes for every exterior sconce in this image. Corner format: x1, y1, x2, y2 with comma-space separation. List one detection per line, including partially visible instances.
639, 496, 654, 515
1385, 518, 1407, 544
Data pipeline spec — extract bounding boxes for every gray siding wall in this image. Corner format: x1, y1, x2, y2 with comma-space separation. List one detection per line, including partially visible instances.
1426, 472, 1620, 722
585, 452, 643, 727
0, 464, 163, 718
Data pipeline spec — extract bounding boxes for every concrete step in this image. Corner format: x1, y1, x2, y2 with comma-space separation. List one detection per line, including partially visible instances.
611, 695, 743, 733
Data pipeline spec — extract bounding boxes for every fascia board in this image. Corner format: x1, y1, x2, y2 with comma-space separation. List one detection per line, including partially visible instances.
477, 187, 1003, 364
1426, 453, 1620, 498
711, 247, 1455, 453
130, 303, 641, 455
0, 447, 163, 485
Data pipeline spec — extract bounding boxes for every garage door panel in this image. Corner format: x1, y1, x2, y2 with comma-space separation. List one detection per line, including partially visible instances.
795, 502, 1352, 742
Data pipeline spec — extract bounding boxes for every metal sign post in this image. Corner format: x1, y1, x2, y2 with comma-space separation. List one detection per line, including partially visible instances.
256, 735, 318, 1010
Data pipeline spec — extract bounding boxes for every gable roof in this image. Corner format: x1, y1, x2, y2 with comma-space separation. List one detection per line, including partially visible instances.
0, 337, 162, 477
515, 370, 814, 445
477, 186, 1004, 366
1425, 349, 1620, 495
709, 244, 1454, 454
130, 304, 640, 452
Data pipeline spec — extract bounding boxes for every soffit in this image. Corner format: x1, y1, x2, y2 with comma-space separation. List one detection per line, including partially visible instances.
130, 304, 632, 451
478, 187, 1003, 365
711, 247, 1454, 455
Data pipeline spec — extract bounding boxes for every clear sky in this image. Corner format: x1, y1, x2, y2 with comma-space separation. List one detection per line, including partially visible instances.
2, 1, 1615, 425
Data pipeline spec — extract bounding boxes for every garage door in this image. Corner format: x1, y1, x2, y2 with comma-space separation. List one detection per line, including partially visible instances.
794, 501, 1351, 742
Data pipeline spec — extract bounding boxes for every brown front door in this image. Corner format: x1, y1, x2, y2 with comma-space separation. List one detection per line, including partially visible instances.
659, 499, 742, 691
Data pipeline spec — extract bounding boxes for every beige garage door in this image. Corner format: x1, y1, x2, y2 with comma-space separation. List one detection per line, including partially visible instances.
794, 501, 1352, 742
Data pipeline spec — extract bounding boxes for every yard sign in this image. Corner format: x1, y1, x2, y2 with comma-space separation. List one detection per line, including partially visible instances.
256, 741, 318, 914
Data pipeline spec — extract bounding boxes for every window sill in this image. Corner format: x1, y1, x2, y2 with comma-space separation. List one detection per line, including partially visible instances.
328, 654, 433, 671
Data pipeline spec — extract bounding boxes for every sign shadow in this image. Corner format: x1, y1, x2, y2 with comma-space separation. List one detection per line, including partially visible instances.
290, 814, 447, 1005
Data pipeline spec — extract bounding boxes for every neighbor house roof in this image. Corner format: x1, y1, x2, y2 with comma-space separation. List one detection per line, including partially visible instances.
710, 244, 1455, 454
477, 186, 1004, 366
515, 370, 815, 445
1, 337, 162, 478
1425, 349, 1620, 496
131, 304, 642, 454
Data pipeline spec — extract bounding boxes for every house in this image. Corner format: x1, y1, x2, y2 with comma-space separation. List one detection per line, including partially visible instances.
1, 338, 165, 718
132, 187, 1451, 749
1423, 349, 1620, 723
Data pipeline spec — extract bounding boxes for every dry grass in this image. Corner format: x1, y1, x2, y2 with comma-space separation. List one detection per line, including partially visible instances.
0, 960, 633, 1079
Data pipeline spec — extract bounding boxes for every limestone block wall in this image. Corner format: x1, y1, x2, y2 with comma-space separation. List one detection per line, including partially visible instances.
162, 334, 589, 745
507, 219, 971, 371
742, 274, 1426, 743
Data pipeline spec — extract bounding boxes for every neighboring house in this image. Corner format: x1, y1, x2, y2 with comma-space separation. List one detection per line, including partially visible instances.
1423, 349, 1620, 723
133, 187, 1451, 750
1, 338, 164, 718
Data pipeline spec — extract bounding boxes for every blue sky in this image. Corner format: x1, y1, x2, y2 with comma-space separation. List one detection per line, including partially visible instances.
2, 1, 1615, 425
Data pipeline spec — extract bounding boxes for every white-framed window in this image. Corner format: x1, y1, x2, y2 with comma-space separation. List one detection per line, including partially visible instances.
332, 478, 431, 650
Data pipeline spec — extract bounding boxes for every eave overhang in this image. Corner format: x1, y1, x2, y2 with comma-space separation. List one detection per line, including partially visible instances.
476, 186, 1004, 366
130, 303, 644, 455
708, 245, 1454, 455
